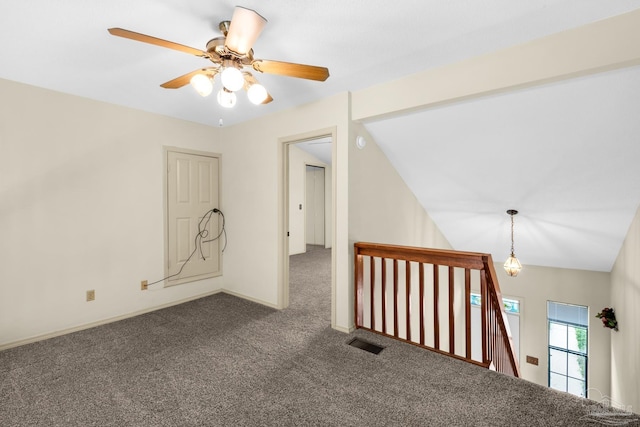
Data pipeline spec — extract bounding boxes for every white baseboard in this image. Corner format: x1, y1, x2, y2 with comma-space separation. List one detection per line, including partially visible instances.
1, 288, 335, 351
332, 324, 354, 334
221, 289, 280, 309
0, 290, 223, 352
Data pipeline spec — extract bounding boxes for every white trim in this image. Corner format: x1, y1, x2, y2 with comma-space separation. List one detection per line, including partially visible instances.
221, 289, 280, 310
280, 127, 338, 327
0, 290, 223, 352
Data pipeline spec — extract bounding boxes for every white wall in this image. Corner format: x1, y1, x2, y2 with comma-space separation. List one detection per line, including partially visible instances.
495, 264, 611, 397
348, 123, 453, 333
287, 145, 331, 255
0, 79, 225, 348
611, 205, 640, 413
217, 93, 351, 329
348, 125, 452, 250
2, 76, 622, 406
0, 79, 353, 347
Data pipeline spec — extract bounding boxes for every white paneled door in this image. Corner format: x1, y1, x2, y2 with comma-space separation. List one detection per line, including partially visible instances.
305, 166, 325, 246
166, 149, 221, 284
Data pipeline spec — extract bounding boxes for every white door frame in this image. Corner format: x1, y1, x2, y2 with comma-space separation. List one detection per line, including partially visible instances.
280, 128, 336, 326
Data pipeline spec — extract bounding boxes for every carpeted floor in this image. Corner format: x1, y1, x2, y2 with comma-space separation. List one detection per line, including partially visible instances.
1, 246, 638, 426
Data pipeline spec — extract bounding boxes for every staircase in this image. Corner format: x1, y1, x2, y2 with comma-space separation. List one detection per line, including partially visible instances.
354, 242, 520, 377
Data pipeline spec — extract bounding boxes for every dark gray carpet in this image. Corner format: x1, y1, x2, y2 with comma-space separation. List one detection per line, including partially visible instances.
1, 246, 638, 426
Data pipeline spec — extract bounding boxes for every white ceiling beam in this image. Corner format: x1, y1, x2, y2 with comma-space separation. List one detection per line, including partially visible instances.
352, 8, 640, 123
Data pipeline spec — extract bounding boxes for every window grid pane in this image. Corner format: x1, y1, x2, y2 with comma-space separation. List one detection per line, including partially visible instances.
549, 348, 568, 375
547, 301, 588, 399
549, 322, 568, 349
550, 372, 567, 393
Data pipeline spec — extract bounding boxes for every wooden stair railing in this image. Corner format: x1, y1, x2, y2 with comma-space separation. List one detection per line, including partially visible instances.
354, 242, 520, 377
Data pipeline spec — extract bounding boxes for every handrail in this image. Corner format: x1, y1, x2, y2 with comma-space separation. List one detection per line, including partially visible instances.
354, 242, 520, 377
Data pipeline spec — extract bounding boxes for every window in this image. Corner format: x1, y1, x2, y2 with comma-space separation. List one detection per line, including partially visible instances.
547, 301, 588, 398
470, 293, 520, 314
469, 293, 520, 363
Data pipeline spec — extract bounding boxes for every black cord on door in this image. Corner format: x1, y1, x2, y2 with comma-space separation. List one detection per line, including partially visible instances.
147, 208, 226, 286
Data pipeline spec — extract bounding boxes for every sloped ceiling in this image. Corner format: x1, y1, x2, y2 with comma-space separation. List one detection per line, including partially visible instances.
365, 66, 640, 272
2, 1, 640, 272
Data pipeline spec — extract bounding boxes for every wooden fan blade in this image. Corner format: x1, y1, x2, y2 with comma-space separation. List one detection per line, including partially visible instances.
108, 28, 209, 58
161, 68, 218, 89
252, 60, 329, 81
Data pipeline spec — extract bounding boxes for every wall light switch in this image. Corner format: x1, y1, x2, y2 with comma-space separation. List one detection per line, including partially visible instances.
86, 290, 95, 302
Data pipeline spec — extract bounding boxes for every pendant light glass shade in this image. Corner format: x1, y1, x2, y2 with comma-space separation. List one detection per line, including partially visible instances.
504, 253, 522, 277
225, 6, 267, 56
503, 209, 522, 277
247, 83, 268, 104
190, 74, 213, 97
217, 88, 237, 108
221, 66, 244, 92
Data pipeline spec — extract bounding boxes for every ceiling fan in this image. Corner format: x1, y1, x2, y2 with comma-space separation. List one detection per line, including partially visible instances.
108, 6, 330, 108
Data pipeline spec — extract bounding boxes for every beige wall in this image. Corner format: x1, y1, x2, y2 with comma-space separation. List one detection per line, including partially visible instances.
0, 78, 225, 348
1, 74, 628, 408
0, 78, 353, 347
611, 206, 640, 412
347, 124, 453, 333
348, 124, 451, 250
218, 93, 351, 329
494, 264, 611, 397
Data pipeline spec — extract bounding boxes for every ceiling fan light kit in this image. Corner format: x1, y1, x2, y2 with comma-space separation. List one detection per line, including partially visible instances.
107, 6, 329, 110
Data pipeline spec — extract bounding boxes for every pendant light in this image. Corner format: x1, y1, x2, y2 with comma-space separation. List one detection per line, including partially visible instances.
504, 209, 522, 277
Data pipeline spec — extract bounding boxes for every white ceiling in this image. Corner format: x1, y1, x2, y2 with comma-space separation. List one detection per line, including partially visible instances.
2, 1, 639, 272
366, 66, 640, 272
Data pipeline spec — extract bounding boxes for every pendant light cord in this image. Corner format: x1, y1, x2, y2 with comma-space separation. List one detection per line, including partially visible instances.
510, 213, 515, 256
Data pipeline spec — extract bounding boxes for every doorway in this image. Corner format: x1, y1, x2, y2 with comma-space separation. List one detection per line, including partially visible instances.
282, 133, 333, 315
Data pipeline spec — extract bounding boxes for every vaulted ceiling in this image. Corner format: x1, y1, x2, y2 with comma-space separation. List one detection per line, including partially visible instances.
2, 1, 640, 272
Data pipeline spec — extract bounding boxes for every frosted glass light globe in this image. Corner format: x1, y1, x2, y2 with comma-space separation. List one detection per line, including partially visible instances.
217, 88, 237, 108
247, 83, 268, 105
189, 74, 213, 97
221, 66, 244, 92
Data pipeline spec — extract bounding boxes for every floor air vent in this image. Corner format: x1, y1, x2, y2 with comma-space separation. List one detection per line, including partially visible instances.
347, 338, 384, 355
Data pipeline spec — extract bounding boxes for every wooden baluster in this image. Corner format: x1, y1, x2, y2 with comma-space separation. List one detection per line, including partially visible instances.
353, 242, 519, 377
370, 256, 375, 330
433, 264, 440, 350
448, 266, 455, 355
493, 297, 497, 363
382, 258, 387, 334
419, 263, 425, 346
406, 260, 411, 341
480, 269, 487, 364
465, 268, 471, 360
491, 300, 496, 363
355, 251, 364, 328
393, 259, 399, 338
